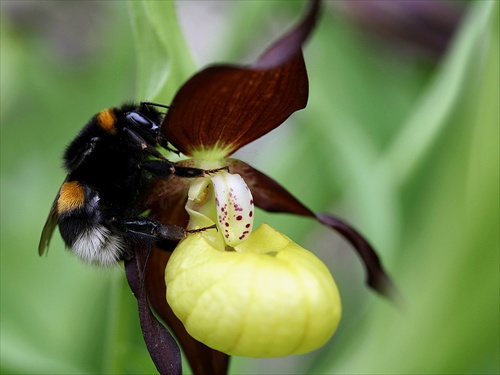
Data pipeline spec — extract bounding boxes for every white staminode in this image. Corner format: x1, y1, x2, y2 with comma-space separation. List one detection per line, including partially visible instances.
211, 172, 254, 247
186, 169, 255, 248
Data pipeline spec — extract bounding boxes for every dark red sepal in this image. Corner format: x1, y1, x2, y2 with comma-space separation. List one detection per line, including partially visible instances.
255, 0, 321, 69
230, 159, 395, 299
162, 0, 321, 156
162, 54, 308, 157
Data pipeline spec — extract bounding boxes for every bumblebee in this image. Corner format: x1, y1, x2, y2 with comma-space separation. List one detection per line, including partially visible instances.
39, 102, 213, 266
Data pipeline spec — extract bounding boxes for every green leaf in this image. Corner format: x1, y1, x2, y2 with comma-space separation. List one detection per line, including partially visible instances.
381, 0, 498, 187
128, 0, 197, 103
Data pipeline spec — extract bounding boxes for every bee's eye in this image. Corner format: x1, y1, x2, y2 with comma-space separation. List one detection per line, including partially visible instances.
125, 112, 159, 133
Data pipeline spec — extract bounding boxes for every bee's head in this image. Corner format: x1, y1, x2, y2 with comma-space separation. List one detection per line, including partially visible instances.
123, 108, 166, 147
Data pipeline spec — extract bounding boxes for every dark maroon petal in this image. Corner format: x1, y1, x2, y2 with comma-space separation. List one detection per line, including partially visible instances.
229, 159, 314, 217
315, 213, 396, 298
162, 0, 321, 156
125, 247, 181, 375
230, 159, 395, 298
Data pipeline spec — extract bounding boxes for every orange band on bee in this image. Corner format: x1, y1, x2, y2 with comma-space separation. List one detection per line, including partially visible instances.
58, 181, 86, 213
96, 108, 117, 134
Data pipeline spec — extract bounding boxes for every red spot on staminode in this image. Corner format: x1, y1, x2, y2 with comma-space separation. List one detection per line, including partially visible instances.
236, 215, 242, 221
249, 211, 253, 217
245, 224, 251, 228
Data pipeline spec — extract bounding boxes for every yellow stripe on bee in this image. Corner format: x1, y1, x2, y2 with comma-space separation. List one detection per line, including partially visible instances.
96, 108, 117, 134
58, 181, 85, 213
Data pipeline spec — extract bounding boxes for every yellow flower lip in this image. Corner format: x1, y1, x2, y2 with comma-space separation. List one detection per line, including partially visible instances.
173, 158, 341, 357
166, 223, 342, 357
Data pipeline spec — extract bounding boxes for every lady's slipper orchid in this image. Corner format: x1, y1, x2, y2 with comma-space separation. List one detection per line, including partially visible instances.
166, 167, 341, 358
124, 1, 394, 375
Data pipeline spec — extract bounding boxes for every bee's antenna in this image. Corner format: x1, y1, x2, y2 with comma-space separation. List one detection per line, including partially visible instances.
141, 101, 170, 110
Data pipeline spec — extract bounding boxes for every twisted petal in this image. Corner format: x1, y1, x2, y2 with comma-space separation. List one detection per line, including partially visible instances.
229, 159, 395, 298
144, 250, 230, 375
125, 245, 181, 375
162, 0, 320, 157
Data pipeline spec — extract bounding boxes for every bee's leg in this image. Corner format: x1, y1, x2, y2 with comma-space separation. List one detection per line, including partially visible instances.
115, 217, 216, 245
115, 217, 184, 244
123, 127, 166, 160
142, 160, 229, 179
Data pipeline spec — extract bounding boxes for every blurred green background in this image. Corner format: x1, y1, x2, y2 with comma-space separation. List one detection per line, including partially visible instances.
1, 1, 498, 374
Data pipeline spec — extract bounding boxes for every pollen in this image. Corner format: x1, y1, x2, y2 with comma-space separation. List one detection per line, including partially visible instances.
58, 181, 86, 213
96, 108, 117, 134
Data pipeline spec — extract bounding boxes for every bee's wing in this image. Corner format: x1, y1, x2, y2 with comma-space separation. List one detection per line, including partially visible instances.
38, 189, 61, 256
